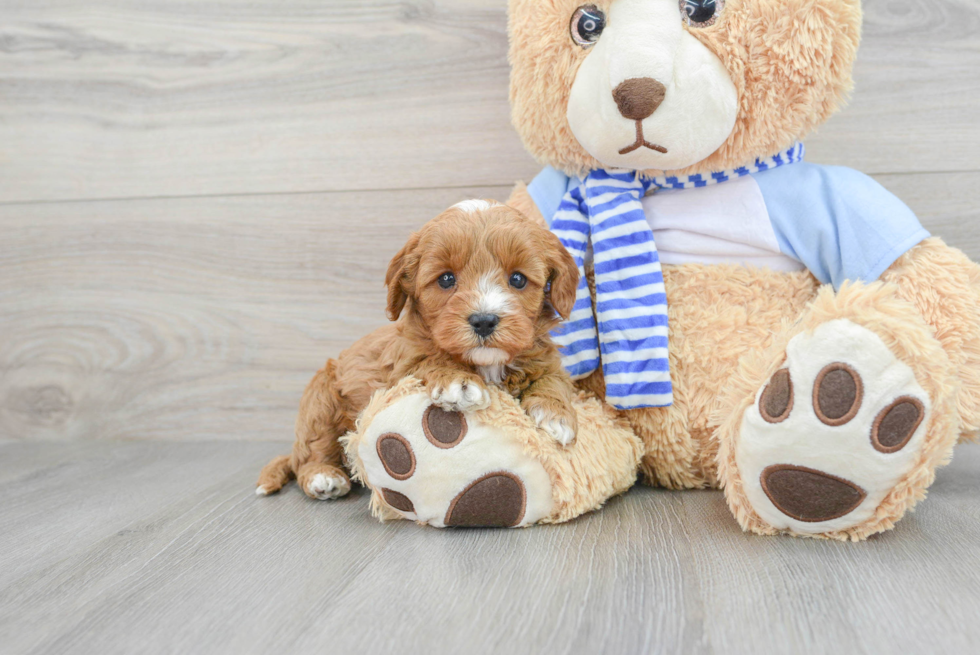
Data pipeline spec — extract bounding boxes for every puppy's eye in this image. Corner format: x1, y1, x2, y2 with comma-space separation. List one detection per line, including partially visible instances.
680, 0, 724, 27
570, 5, 605, 48
509, 272, 528, 290
437, 273, 456, 289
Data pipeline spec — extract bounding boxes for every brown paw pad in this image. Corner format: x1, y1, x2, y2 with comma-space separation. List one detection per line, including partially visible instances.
872, 397, 925, 454
423, 405, 467, 448
445, 472, 526, 528
813, 362, 863, 426
761, 464, 867, 523
760, 369, 793, 423
381, 488, 415, 514
377, 433, 415, 480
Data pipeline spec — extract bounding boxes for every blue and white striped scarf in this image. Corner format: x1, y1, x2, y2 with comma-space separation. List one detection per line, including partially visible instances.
549, 143, 805, 410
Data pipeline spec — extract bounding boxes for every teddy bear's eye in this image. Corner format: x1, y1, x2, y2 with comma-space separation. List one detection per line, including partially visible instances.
680, 0, 724, 27
570, 6, 606, 48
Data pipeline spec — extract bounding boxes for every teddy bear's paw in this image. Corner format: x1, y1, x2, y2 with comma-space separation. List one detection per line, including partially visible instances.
357, 394, 553, 527
736, 319, 931, 535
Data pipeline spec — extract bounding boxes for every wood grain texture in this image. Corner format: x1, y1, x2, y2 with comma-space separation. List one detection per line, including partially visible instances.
0, 185, 510, 442
1, 0, 978, 204
1, 440, 978, 655
2, 173, 977, 443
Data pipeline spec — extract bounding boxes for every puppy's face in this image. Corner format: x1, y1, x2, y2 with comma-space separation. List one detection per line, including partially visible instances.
386, 200, 579, 367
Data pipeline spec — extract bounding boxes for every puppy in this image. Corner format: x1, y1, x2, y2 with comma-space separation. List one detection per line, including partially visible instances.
256, 199, 582, 500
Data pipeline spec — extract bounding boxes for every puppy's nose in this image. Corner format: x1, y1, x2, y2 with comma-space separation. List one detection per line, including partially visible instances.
613, 77, 666, 121
468, 313, 499, 338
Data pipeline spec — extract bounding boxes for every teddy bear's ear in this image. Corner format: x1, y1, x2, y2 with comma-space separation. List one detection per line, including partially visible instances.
544, 232, 581, 321
385, 232, 421, 321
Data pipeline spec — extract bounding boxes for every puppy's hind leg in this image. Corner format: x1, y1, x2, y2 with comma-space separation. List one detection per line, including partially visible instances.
291, 360, 355, 501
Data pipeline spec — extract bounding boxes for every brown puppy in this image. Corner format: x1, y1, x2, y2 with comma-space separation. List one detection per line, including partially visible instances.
256, 200, 581, 500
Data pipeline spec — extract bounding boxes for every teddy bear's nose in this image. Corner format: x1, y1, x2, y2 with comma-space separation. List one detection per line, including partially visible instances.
613, 77, 667, 121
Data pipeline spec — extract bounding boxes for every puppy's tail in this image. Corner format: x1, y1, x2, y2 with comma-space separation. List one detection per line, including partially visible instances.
255, 455, 295, 496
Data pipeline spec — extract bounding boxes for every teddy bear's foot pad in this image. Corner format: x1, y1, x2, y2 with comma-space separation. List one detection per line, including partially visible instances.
737, 319, 931, 534
445, 472, 526, 528
357, 394, 552, 528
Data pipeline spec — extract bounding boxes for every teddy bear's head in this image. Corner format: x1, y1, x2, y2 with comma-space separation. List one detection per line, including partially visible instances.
509, 0, 862, 178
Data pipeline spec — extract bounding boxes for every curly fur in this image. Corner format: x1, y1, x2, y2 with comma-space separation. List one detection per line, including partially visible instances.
342, 377, 644, 524
258, 202, 582, 499
507, 0, 980, 539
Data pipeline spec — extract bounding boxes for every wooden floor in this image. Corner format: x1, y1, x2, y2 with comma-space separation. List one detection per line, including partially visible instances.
1, 440, 979, 654
2, 0, 980, 653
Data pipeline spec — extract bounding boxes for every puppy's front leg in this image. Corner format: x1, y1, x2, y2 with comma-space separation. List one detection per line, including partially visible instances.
416, 358, 490, 412
521, 373, 578, 447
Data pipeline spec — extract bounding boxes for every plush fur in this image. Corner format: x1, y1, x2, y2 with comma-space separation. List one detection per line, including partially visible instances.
265, 0, 977, 538
506, 0, 980, 539
342, 377, 643, 525
257, 202, 582, 499
509, 0, 862, 178
713, 273, 961, 541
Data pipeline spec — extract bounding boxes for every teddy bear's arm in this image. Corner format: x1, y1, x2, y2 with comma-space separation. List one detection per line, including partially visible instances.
507, 181, 547, 227
881, 237, 980, 443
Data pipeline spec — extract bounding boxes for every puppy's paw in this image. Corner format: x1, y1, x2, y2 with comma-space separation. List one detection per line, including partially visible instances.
305, 473, 351, 500
430, 379, 490, 412
526, 405, 577, 447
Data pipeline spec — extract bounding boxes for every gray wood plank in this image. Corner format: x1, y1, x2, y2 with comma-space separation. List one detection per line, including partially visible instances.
0, 185, 510, 443
806, 0, 980, 175
0, 0, 534, 204
2, 173, 977, 444
1, 0, 977, 204
0, 440, 978, 654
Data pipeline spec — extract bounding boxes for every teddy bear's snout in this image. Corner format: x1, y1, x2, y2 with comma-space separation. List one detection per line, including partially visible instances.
613, 77, 666, 121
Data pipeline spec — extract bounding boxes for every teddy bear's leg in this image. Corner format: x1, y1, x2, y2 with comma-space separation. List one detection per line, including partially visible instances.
715, 278, 961, 540
880, 238, 980, 443
344, 379, 642, 527
350, 391, 555, 527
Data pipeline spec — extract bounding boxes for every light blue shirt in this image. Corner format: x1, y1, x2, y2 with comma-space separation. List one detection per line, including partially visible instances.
528, 161, 929, 290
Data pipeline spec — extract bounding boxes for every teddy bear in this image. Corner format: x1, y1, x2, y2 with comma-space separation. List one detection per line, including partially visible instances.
343, 0, 980, 540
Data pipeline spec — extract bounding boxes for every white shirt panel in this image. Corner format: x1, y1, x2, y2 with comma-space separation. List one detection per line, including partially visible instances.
641, 174, 806, 272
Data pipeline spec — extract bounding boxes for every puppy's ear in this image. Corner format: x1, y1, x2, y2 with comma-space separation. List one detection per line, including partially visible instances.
545, 232, 580, 321
385, 232, 421, 321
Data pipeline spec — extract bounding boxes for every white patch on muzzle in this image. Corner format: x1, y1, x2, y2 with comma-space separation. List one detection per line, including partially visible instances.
475, 272, 514, 316
566, 0, 738, 171
466, 274, 515, 370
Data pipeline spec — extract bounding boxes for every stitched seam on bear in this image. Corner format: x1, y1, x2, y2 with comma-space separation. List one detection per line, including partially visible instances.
381, 488, 415, 514
760, 464, 867, 523
813, 362, 864, 426
422, 405, 468, 449
376, 433, 416, 481
760, 368, 794, 424
444, 471, 527, 528
871, 396, 925, 454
